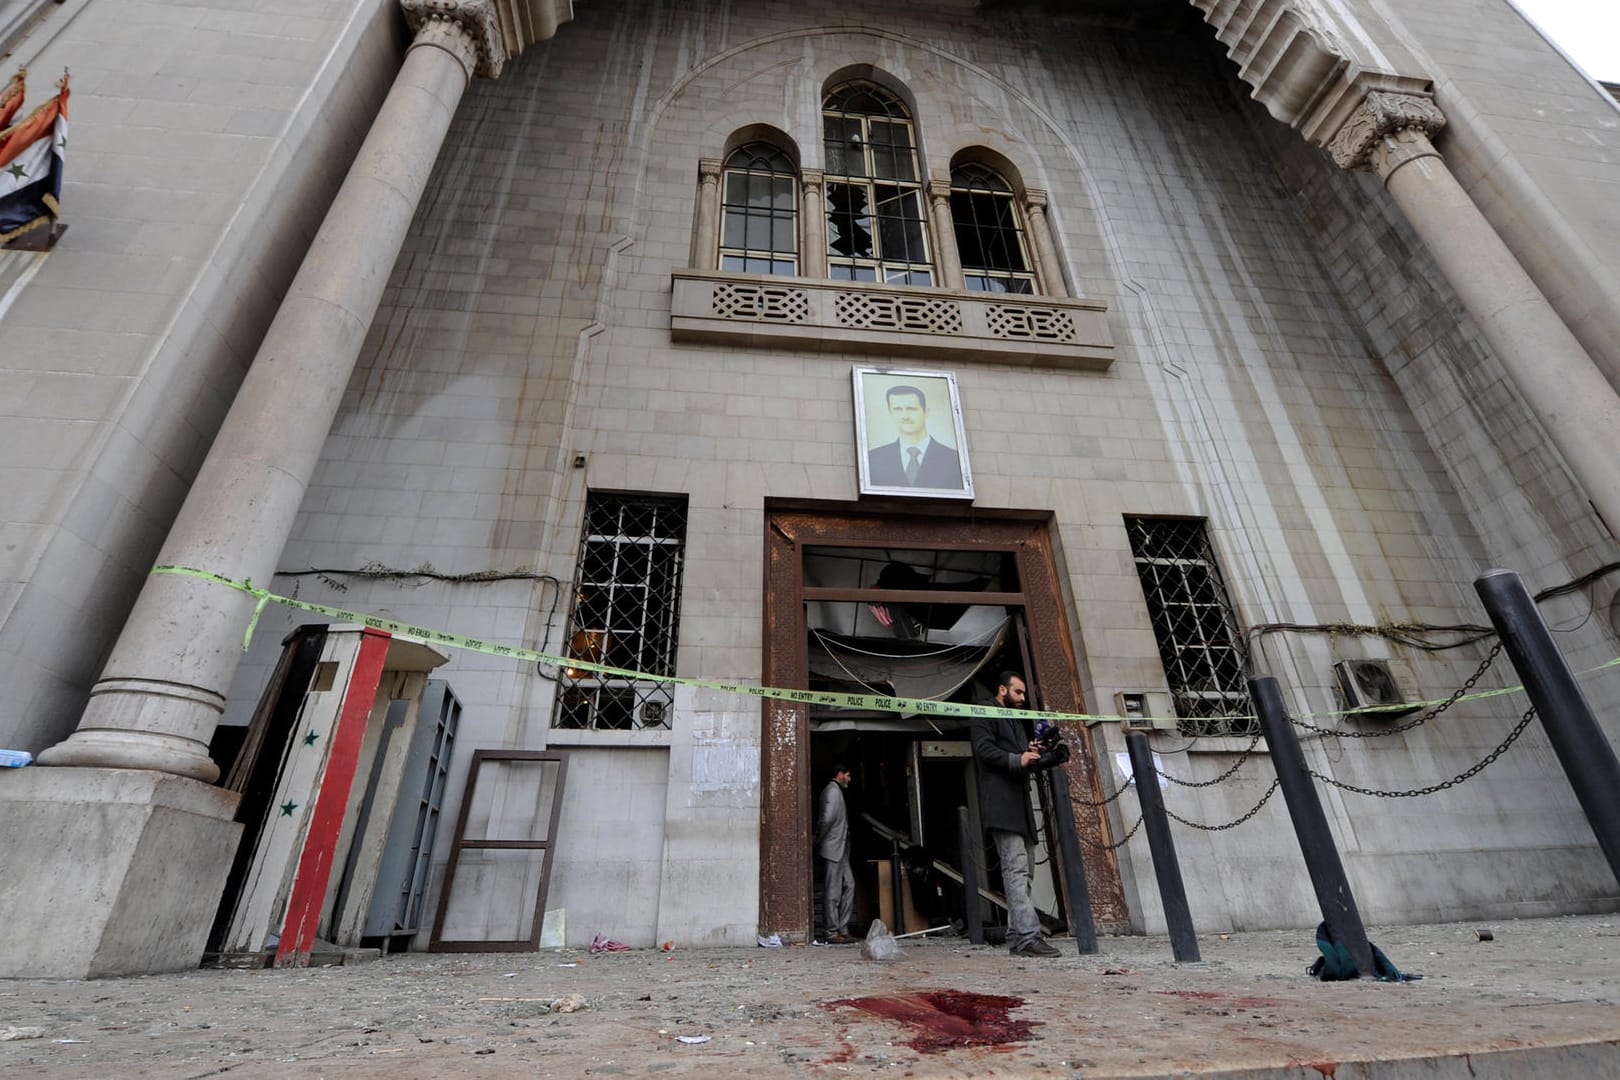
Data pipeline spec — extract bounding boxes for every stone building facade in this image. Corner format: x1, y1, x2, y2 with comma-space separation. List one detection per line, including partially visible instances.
1, 0, 1618, 975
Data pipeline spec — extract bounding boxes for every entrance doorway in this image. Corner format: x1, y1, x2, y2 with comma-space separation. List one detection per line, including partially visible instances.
761, 510, 1126, 941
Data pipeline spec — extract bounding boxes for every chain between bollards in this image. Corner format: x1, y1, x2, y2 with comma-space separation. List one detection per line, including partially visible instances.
1307, 706, 1536, 798
1288, 643, 1504, 740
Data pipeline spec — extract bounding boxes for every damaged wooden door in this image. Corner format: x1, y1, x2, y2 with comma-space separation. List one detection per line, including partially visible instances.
760, 510, 1126, 941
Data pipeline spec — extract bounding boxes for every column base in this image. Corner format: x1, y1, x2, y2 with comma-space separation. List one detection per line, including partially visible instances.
0, 767, 242, 978
37, 676, 228, 782
38, 728, 222, 783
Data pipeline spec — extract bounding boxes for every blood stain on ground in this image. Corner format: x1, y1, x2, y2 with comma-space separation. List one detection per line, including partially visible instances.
823, 990, 1035, 1053
820, 1029, 858, 1064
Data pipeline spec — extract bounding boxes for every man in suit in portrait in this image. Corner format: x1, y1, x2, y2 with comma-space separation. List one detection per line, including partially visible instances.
866, 383, 964, 490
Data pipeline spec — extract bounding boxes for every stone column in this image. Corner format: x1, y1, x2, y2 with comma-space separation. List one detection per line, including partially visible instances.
691, 158, 721, 270
799, 168, 826, 277
926, 178, 965, 290
1330, 91, 1620, 534
1024, 188, 1068, 297
38, 8, 492, 782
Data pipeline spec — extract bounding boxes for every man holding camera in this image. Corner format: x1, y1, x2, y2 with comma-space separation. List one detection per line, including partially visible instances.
969, 671, 1061, 958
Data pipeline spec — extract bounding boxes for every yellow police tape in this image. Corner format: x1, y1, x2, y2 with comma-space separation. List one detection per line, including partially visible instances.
150, 564, 1618, 726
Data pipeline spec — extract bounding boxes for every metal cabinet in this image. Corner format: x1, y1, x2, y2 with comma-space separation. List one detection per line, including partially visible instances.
363, 679, 460, 946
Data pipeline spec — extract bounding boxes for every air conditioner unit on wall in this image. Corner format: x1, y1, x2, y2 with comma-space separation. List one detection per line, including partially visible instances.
1333, 659, 1420, 719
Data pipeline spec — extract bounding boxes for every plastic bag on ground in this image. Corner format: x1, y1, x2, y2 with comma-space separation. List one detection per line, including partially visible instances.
861, 918, 905, 961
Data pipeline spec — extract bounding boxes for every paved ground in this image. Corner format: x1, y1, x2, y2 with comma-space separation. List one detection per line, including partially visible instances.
3, 915, 1620, 1078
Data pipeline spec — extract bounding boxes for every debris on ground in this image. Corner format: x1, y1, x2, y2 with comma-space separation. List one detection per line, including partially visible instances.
3, 918, 1618, 1076
551, 993, 588, 1013
861, 919, 905, 962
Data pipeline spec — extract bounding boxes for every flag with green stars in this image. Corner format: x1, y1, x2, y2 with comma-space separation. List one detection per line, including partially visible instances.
0, 70, 67, 245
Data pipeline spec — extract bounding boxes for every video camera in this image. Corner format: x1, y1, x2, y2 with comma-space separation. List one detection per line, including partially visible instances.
1029, 717, 1070, 770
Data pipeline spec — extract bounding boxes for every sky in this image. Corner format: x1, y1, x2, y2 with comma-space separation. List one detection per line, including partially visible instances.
1510, 0, 1620, 82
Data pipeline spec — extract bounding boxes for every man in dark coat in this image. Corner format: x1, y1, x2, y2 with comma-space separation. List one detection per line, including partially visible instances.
968, 671, 1060, 957
866, 384, 964, 490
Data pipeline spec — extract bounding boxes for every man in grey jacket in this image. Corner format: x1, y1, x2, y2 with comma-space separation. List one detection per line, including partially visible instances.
817, 763, 855, 943
969, 672, 1060, 957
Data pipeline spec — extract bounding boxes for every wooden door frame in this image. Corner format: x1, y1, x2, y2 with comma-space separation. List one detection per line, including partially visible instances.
759, 507, 1125, 939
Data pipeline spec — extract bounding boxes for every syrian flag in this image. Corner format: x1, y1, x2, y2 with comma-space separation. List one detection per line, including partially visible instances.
0, 71, 67, 245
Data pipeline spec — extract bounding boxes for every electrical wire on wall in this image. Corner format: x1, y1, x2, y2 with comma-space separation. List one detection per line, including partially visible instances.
274, 563, 566, 677
1241, 561, 1620, 677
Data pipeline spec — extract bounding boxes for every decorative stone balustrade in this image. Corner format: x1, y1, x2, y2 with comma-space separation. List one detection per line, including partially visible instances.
670, 268, 1113, 369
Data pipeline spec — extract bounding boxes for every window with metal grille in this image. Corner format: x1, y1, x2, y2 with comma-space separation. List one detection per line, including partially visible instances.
949, 163, 1035, 295
1125, 517, 1254, 736
822, 82, 933, 286
554, 493, 688, 731
720, 141, 798, 276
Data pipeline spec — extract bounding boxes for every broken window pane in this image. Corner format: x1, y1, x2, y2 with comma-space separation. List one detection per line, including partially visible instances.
826, 183, 874, 259
950, 164, 1035, 294
823, 81, 932, 283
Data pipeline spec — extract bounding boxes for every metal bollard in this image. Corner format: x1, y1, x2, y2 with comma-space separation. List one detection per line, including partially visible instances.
958, 806, 984, 945
1044, 764, 1100, 954
1476, 569, 1620, 886
1125, 729, 1200, 962
1251, 675, 1375, 976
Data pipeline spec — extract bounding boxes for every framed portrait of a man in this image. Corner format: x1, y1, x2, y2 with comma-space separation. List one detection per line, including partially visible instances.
853, 367, 974, 500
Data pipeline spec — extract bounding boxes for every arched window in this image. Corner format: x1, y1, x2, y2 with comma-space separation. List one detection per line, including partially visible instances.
719, 141, 798, 275
822, 82, 932, 286
949, 163, 1035, 294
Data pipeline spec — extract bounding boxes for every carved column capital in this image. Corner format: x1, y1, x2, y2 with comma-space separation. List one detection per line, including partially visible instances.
926, 177, 953, 206
698, 158, 722, 185
1367, 126, 1444, 182
1327, 90, 1446, 172
403, 0, 505, 79
800, 167, 824, 193
1024, 188, 1049, 213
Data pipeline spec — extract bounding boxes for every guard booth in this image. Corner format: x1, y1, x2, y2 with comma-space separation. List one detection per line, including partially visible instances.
206, 624, 452, 967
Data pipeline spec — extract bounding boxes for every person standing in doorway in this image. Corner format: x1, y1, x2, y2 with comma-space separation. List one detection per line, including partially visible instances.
969, 671, 1060, 957
817, 763, 856, 944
